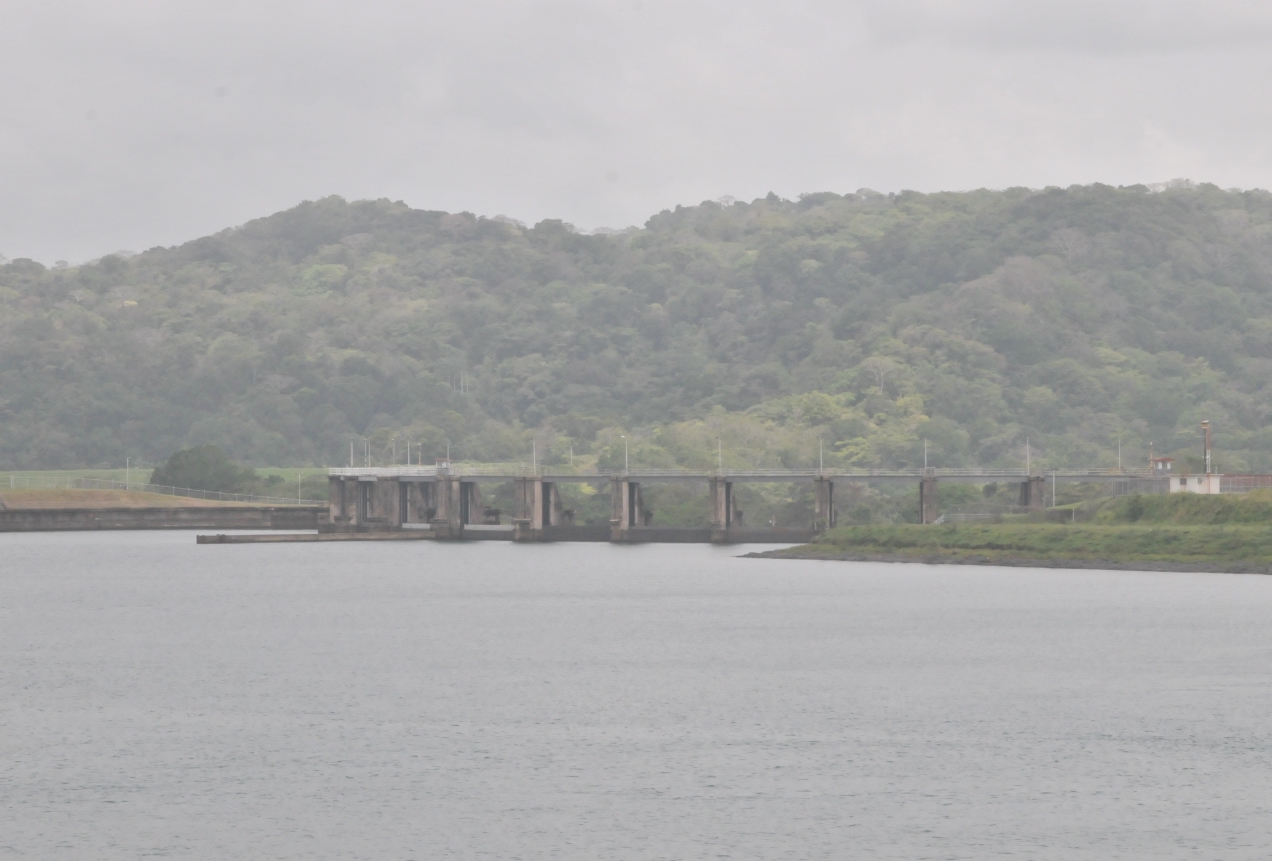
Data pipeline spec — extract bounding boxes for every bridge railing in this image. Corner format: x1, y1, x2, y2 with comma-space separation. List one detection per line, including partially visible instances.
327, 465, 1158, 480
330, 467, 442, 477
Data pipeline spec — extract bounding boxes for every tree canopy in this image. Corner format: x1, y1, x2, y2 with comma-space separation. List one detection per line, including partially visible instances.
3, 182, 1272, 473
148, 445, 257, 493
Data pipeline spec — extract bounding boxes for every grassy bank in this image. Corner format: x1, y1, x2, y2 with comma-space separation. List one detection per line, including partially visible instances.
1094, 490, 1272, 524
1, 468, 143, 484
759, 522, 1272, 573
0, 489, 274, 509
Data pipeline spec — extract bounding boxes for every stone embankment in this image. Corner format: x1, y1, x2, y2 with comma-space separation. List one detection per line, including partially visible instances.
0, 507, 325, 531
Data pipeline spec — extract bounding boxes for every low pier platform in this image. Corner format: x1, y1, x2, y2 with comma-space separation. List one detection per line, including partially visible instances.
197, 526, 814, 545
198, 531, 430, 544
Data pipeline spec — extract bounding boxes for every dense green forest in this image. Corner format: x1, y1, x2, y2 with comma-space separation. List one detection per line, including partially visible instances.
4, 182, 1272, 477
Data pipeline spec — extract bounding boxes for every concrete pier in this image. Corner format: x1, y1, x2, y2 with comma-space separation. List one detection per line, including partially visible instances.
610, 477, 646, 542
1019, 475, 1047, 509
814, 477, 835, 532
708, 477, 732, 542
919, 471, 940, 525
512, 477, 565, 541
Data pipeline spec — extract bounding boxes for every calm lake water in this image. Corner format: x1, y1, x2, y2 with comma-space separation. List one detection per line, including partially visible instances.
2, 531, 1271, 860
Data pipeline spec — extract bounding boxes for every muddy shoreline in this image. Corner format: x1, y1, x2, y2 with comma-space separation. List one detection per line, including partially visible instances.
744, 547, 1272, 575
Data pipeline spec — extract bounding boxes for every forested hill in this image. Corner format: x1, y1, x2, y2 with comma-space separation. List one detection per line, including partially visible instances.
4, 182, 1272, 473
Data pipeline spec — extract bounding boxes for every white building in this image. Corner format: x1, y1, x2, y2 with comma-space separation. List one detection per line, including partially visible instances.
1170, 474, 1221, 494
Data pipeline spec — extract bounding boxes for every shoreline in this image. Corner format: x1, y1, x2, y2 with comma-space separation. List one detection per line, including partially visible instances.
744, 547, 1272, 575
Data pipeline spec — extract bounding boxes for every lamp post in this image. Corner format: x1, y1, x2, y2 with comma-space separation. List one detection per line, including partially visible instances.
716, 436, 722, 474
298, 471, 303, 503
621, 435, 628, 472
126, 457, 131, 490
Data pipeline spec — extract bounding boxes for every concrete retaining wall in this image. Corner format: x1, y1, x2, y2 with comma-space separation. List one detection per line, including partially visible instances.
541, 525, 613, 542
0, 506, 325, 532
609, 527, 814, 544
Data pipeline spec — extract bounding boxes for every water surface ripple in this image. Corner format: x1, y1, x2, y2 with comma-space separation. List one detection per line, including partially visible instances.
2, 532, 1270, 859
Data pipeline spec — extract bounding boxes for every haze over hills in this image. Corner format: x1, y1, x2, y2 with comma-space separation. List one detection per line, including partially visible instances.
3, 182, 1272, 476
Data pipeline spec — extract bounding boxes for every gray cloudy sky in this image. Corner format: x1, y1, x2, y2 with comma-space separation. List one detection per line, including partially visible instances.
3, 0, 1271, 263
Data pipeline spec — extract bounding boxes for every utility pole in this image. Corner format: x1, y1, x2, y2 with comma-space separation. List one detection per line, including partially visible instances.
923, 438, 927, 470
350, 440, 354, 468
126, 457, 130, 490
532, 439, 537, 474
298, 471, 303, 503
717, 436, 722, 474
1118, 434, 1122, 469
820, 438, 824, 471
622, 435, 628, 472
391, 438, 396, 463
1026, 437, 1031, 474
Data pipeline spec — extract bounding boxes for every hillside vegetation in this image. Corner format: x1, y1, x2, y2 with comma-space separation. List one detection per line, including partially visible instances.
4, 182, 1272, 477
1095, 489, 1272, 524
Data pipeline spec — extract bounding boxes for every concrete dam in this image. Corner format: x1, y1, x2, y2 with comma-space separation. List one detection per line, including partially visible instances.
304, 462, 1162, 544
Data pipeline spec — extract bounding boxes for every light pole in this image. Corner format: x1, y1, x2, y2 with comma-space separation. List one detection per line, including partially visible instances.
126, 457, 131, 490
297, 471, 303, 503
716, 436, 722, 474
391, 438, 396, 464
621, 435, 628, 472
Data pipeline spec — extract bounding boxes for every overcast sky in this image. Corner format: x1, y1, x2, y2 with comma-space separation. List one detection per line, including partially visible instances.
3, 0, 1271, 263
